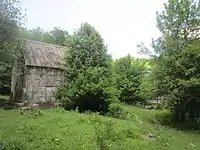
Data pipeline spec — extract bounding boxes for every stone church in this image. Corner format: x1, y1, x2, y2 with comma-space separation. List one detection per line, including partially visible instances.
11, 40, 65, 105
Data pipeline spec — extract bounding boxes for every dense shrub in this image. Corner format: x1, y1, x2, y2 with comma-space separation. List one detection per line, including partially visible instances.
122, 127, 141, 139
148, 111, 172, 126
57, 23, 118, 113
57, 67, 118, 113
139, 0, 200, 121
0, 0, 24, 95
93, 118, 121, 150
114, 55, 148, 104
138, 72, 155, 101
107, 104, 127, 119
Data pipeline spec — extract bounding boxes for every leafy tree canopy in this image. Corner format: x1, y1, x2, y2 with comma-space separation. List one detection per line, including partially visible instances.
21, 27, 68, 46
151, 0, 200, 121
114, 55, 148, 104
0, 0, 24, 94
57, 23, 117, 113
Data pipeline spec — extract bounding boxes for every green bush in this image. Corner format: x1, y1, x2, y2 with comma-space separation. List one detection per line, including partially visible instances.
135, 101, 145, 108
150, 111, 172, 126
113, 55, 148, 104
57, 67, 118, 114
123, 127, 141, 139
93, 118, 121, 150
107, 104, 127, 119
56, 23, 119, 114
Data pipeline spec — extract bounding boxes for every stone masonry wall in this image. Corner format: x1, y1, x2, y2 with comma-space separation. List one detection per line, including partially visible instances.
23, 66, 64, 104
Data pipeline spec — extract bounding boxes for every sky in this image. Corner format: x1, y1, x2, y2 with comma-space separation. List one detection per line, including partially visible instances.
22, 0, 167, 58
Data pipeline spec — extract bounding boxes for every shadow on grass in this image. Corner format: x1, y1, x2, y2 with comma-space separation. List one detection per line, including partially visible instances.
149, 111, 200, 131
0, 99, 18, 110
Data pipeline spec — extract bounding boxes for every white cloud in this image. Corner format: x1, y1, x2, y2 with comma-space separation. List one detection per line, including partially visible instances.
23, 0, 167, 58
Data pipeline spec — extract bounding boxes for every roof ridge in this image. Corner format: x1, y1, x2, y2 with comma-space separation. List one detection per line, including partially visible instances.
24, 39, 66, 49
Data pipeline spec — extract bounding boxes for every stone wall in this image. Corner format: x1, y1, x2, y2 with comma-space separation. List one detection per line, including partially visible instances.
23, 66, 64, 104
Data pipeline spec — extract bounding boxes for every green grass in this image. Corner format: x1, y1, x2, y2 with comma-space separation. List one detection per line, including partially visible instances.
0, 105, 200, 150
0, 94, 9, 101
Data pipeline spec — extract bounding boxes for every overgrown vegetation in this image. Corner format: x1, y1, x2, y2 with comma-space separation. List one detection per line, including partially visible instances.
107, 103, 128, 119
114, 55, 149, 104
0, 105, 200, 150
56, 23, 117, 113
138, 0, 200, 121
0, 0, 24, 95
20, 27, 68, 46
1, 0, 200, 149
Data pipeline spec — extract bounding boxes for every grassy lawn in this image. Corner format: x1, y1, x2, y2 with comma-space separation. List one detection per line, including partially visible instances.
0, 94, 9, 101
0, 105, 200, 150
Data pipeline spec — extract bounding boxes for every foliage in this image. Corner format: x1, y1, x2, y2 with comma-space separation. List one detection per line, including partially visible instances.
107, 103, 127, 119
149, 111, 173, 126
57, 23, 117, 113
114, 55, 148, 104
93, 117, 122, 150
21, 27, 68, 46
57, 67, 117, 113
138, 70, 155, 101
150, 0, 200, 121
1, 106, 200, 149
0, 0, 24, 95
122, 127, 141, 139
63, 23, 112, 82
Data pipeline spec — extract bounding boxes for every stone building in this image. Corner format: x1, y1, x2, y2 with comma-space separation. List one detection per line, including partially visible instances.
11, 40, 65, 105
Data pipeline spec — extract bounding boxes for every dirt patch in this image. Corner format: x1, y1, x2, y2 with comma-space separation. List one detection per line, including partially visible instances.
142, 133, 157, 140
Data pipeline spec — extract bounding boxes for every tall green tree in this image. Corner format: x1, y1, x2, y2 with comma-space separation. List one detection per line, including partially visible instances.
21, 27, 68, 46
63, 23, 111, 82
50, 27, 68, 46
114, 55, 147, 104
57, 23, 117, 113
151, 0, 200, 120
0, 0, 24, 94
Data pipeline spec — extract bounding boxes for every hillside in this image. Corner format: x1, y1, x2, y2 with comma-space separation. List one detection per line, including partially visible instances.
0, 105, 199, 150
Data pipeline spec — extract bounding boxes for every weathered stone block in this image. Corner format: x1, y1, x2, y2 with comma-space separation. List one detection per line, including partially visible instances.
27, 81, 33, 92
26, 75, 31, 80
48, 70, 54, 76
35, 68, 43, 75
52, 96, 56, 102
26, 92, 32, 102
56, 79, 61, 85
30, 68, 36, 74
39, 78, 44, 87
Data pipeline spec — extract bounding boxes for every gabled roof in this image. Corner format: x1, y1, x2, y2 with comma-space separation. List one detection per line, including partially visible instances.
24, 40, 66, 69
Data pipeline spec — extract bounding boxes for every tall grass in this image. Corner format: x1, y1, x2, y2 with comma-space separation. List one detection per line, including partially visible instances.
0, 105, 200, 149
